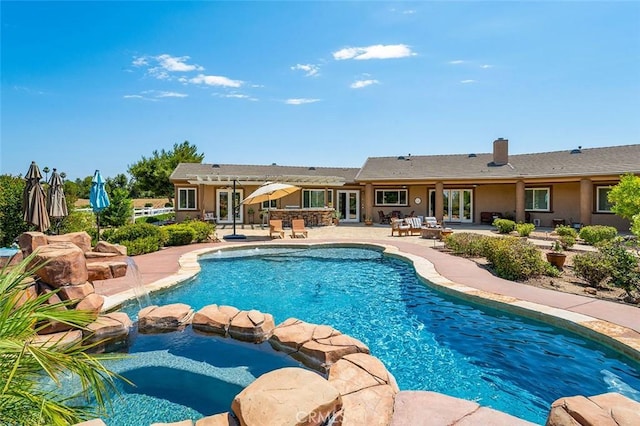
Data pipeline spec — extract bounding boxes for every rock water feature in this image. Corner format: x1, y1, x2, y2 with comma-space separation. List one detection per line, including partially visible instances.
16, 231, 133, 347
125, 256, 152, 309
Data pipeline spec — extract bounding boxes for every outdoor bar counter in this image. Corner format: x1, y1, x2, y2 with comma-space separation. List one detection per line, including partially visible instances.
268, 208, 335, 227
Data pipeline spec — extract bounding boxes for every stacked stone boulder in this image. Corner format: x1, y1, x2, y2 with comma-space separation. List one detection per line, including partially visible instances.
16, 231, 132, 344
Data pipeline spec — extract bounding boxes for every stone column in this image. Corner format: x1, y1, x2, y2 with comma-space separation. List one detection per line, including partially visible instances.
580, 178, 593, 226
515, 180, 526, 223
435, 182, 444, 223
364, 183, 373, 221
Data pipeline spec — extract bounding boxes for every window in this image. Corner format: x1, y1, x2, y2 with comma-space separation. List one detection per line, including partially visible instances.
376, 189, 408, 206
178, 188, 197, 210
596, 186, 613, 212
525, 188, 550, 211
261, 199, 278, 210
303, 189, 326, 208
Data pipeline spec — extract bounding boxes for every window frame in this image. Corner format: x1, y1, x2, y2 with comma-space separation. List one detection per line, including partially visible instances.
177, 187, 197, 210
375, 189, 408, 206
261, 199, 278, 210
524, 187, 550, 212
302, 189, 326, 208
596, 186, 613, 213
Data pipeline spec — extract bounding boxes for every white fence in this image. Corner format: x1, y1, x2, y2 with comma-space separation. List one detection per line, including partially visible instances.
76, 207, 174, 221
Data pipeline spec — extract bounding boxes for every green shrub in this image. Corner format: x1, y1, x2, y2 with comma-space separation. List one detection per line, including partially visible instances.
136, 216, 160, 224
559, 235, 576, 249
573, 251, 612, 287
119, 236, 162, 256
579, 225, 618, 245
105, 222, 168, 255
598, 239, 640, 298
164, 202, 173, 208
59, 210, 95, 235
165, 224, 196, 246
515, 222, 535, 237
493, 218, 516, 234
555, 225, 578, 238
184, 220, 215, 243
483, 236, 547, 281
444, 232, 491, 257
0, 174, 28, 247
144, 202, 154, 208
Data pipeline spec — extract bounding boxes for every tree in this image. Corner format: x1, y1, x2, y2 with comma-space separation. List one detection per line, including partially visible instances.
608, 173, 640, 237
0, 175, 28, 247
101, 187, 133, 227
128, 141, 204, 200
0, 253, 122, 424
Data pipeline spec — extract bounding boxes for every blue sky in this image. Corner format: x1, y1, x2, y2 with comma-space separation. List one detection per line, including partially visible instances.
2, 1, 639, 181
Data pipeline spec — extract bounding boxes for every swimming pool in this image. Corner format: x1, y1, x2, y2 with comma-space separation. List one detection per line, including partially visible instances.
91, 328, 305, 424
121, 246, 640, 424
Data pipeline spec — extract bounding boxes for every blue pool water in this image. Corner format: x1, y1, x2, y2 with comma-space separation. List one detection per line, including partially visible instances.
121, 246, 640, 424
95, 328, 305, 425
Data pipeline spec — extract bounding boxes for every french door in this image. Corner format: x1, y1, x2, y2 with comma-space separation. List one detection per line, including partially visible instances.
429, 189, 473, 223
336, 190, 360, 222
216, 189, 243, 224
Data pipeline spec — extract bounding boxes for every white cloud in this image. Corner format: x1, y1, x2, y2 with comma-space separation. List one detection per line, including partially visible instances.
156, 54, 203, 72
460, 80, 477, 84
333, 44, 416, 60
156, 91, 188, 98
189, 74, 243, 88
480, 64, 493, 69
291, 63, 320, 77
449, 60, 465, 65
132, 57, 148, 67
285, 98, 320, 105
123, 94, 144, 99
219, 93, 258, 101
403, 10, 416, 14
350, 79, 380, 89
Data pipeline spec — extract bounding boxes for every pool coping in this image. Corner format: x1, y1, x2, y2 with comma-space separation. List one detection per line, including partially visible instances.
102, 240, 640, 364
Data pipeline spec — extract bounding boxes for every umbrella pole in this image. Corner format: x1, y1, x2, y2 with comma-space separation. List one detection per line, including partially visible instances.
223, 179, 246, 240
96, 212, 101, 241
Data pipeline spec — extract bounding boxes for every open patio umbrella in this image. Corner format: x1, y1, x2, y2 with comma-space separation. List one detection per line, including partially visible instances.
23, 161, 51, 232
242, 182, 300, 228
47, 168, 68, 234
90, 170, 110, 240
242, 182, 301, 206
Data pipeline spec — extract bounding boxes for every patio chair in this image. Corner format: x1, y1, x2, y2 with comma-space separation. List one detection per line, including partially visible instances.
378, 210, 390, 224
290, 219, 308, 238
405, 217, 423, 235
423, 217, 441, 229
269, 220, 285, 239
390, 218, 410, 237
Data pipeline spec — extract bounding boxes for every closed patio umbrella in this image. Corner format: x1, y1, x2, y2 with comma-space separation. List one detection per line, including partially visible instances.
90, 170, 110, 240
47, 168, 68, 234
23, 161, 50, 232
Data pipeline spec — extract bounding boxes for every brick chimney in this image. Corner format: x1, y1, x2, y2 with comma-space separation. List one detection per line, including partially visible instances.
493, 138, 509, 166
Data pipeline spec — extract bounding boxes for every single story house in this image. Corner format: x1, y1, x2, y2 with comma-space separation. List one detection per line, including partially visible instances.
170, 139, 640, 230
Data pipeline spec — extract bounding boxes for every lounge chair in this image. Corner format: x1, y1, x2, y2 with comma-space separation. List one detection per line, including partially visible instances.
423, 217, 441, 228
390, 218, 410, 237
269, 220, 285, 239
405, 217, 423, 235
290, 219, 308, 238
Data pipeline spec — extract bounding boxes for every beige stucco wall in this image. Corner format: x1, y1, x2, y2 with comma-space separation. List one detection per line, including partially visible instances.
474, 185, 516, 222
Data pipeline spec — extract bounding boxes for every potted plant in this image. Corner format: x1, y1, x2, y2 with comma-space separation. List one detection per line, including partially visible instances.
332, 210, 342, 225
546, 240, 567, 269
364, 215, 373, 226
